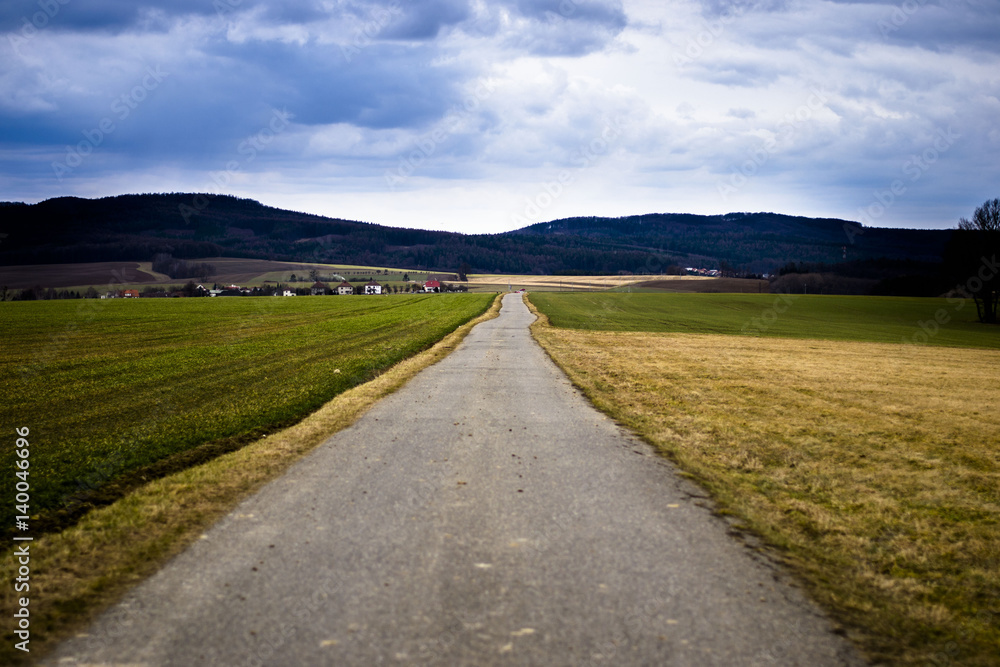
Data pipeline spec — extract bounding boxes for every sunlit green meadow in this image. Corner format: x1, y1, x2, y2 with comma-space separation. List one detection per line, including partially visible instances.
1, 294, 493, 532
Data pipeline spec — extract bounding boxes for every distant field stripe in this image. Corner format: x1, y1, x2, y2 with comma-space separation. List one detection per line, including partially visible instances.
529, 292, 1000, 348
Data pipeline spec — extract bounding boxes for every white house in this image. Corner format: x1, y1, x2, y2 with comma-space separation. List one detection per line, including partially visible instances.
364, 280, 382, 295
336, 281, 355, 296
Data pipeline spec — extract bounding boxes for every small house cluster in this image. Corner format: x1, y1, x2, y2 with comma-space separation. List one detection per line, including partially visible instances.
101, 289, 142, 299
272, 279, 447, 296
209, 284, 254, 297
685, 267, 722, 277
326, 279, 382, 296
98, 278, 454, 299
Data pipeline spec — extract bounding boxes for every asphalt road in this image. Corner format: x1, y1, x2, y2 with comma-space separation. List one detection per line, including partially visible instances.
47, 293, 865, 666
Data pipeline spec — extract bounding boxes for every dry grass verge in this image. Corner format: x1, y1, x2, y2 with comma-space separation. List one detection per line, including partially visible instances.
1, 294, 502, 666
528, 298, 999, 666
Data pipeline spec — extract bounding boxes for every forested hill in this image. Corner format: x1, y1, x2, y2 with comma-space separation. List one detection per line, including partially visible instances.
513, 213, 951, 271
0, 194, 953, 275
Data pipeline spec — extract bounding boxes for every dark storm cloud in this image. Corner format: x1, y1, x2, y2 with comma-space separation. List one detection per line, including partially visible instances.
694, 0, 1000, 53
200, 37, 464, 128
871, 0, 1000, 53
379, 0, 471, 39
0, 40, 463, 178
0, 0, 331, 33
508, 0, 627, 26
497, 0, 628, 55
0, 0, 626, 161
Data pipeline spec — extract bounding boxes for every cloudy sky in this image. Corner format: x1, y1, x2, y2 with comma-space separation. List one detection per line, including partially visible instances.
1, 0, 998, 234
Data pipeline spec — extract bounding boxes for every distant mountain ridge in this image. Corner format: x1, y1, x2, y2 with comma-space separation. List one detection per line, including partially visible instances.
0, 193, 953, 275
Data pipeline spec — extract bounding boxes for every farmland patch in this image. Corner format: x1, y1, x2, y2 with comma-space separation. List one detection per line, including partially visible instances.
0, 294, 493, 539
528, 294, 1000, 665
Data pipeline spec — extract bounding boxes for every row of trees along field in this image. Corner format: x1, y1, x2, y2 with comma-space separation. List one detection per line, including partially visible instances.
946, 197, 1000, 323
767, 198, 1000, 317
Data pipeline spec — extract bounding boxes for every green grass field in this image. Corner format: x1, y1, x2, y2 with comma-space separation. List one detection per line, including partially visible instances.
529, 292, 1000, 348
0, 294, 493, 534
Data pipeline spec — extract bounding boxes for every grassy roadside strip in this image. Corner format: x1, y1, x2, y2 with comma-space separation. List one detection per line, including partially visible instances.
525, 295, 999, 666
1, 294, 502, 666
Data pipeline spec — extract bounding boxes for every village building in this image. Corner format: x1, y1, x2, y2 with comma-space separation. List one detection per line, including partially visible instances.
422, 280, 441, 293
336, 281, 355, 296
364, 280, 382, 295
310, 281, 328, 296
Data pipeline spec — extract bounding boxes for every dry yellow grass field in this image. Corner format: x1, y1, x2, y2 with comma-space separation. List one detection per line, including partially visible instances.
465, 273, 709, 291
530, 311, 1000, 665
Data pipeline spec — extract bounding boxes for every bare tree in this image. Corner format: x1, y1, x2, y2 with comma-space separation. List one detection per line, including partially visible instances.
959, 197, 1000, 232
949, 198, 1000, 323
